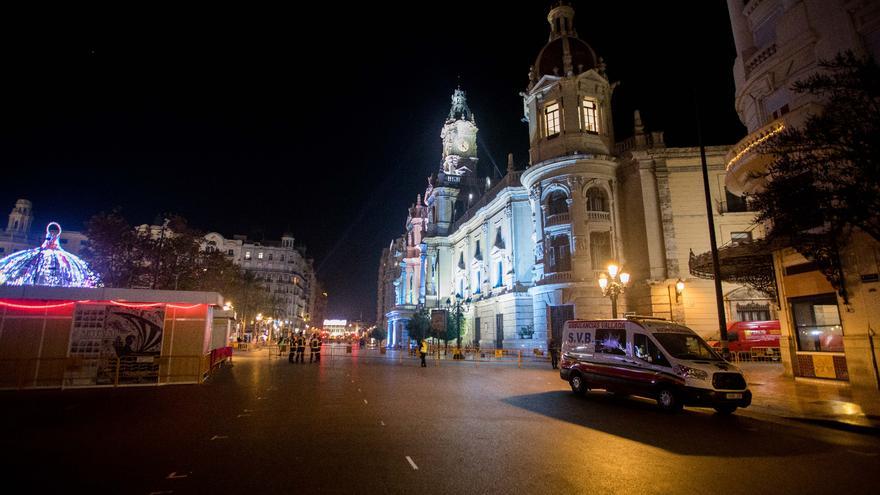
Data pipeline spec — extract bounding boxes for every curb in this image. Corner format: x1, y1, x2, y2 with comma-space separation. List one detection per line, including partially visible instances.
782, 416, 880, 436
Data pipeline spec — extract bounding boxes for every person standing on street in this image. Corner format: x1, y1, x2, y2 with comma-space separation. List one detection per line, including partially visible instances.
419, 338, 428, 367
295, 334, 306, 363
310, 335, 321, 363
548, 336, 559, 369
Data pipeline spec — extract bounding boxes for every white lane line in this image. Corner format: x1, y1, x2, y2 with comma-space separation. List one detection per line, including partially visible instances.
256, 396, 265, 400
237, 414, 251, 418
166, 472, 188, 479
351, 380, 355, 384
380, 420, 386, 426
243, 409, 253, 413
848, 449, 879, 456
211, 435, 228, 441
358, 388, 362, 393
363, 399, 369, 405
405, 456, 419, 470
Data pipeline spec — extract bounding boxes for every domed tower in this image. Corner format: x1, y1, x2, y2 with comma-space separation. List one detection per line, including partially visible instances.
6, 199, 34, 237
521, 2, 623, 345
524, 1, 614, 162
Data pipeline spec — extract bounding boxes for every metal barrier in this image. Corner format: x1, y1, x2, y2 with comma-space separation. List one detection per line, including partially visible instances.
725, 347, 781, 363
0, 354, 225, 390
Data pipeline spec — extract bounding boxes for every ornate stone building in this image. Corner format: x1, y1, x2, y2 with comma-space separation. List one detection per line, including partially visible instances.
378, 2, 770, 349
722, 0, 880, 385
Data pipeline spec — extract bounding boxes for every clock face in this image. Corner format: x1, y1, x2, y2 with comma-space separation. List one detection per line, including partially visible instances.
457, 139, 470, 152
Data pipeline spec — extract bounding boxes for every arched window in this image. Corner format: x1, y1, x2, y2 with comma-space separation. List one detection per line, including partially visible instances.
546, 191, 569, 216
586, 188, 608, 212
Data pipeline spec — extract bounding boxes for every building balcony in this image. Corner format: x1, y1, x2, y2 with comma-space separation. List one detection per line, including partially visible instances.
724, 118, 786, 196
545, 212, 571, 227
538, 271, 572, 286
585, 210, 611, 222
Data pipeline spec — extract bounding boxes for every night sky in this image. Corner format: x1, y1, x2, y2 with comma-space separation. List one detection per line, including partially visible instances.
2, 1, 745, 321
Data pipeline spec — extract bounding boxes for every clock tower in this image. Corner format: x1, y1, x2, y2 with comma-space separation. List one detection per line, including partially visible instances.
425, 87, 481, 237
440, 88, 478, 176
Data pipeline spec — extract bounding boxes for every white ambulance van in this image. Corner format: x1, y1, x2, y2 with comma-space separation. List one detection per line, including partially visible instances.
559, 316, 751, 414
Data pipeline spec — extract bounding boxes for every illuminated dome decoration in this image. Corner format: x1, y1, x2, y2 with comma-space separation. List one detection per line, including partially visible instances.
0, 222, 100, 287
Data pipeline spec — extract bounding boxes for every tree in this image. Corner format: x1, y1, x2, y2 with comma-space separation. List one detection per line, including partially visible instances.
370, 326, 387, 345
83, 209, 150, 287
407, 310, 431, 345
754, 51, 880, 301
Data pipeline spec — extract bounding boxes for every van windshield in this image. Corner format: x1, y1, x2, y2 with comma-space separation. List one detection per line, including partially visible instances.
653, 333, 722, 361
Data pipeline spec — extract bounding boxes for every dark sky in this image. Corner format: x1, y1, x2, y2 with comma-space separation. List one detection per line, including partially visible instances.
2, 1, 745, 321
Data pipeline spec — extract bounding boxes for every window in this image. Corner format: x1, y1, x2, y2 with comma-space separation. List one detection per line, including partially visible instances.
595, 328, 626, 355
258, 252, 264, 260
245, 251, 252, 260
731, 232, 753, 243
586, 188, 608, 212
280, 254, 285, 261
495, 261, 503, 288
791, 294, 844, 352
473, 270, 481, 294
724, 188, 748, 212
736, 302, 770, 321
581, 98, 598, 133
633, 334, 671, 367
544, 102, 561, 136
546, 191, 569, 216
589, 231, 611, 271
548, 235, 571, 272
227, 249, 234, 256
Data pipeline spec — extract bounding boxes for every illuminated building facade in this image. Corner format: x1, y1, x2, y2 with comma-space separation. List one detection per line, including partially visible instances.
0, 199, 89, 258
724, 0, 880, 384
379, 2, 768, 349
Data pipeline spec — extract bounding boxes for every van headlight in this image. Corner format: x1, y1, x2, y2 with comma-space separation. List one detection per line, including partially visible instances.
674, 364, 708, 381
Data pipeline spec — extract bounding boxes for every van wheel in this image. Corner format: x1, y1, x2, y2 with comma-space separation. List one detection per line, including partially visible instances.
713, 405, 737, 415
569, 374, 587, 395
657, 388, 682, 412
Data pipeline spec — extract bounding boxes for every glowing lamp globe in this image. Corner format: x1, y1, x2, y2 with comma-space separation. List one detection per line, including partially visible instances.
0, 222, 100, 288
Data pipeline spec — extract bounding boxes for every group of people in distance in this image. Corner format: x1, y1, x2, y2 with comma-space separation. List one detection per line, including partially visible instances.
287, 333, 322, 363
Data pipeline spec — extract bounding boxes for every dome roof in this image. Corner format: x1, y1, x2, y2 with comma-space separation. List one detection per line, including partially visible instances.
0, 222, 100, 288
534, 35, 598, 78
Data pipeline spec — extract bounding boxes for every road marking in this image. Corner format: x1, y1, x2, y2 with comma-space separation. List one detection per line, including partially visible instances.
211, 435, 228, 441
166, 472, 188, 479
237, 414, 251, 418
256, 396, 265, 400
363, 399, 369, 405
243, 409, 253, 413
405, 456, 419, 470
358, 388, 362, 393
380, 420, 386, 426
351, 380, 355, 384
848, 449, 879, 456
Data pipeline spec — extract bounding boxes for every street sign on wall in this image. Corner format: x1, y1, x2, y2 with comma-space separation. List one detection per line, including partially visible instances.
431, 309, 447, 335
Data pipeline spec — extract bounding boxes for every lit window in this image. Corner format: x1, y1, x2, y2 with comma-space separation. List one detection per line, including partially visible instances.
258, 252, 264, 259
245, 251, 252, 260
544, 102, 561, 136
731, 232, 753, 243
581, 98, 598, 133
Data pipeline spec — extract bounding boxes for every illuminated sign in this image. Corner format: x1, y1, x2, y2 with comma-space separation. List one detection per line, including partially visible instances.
323, 319, 347, 326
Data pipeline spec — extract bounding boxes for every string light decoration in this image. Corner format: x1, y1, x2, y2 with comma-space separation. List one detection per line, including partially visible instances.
0, 222, 100, 288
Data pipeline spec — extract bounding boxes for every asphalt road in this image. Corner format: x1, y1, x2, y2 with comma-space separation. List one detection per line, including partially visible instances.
2, 345, 879, 494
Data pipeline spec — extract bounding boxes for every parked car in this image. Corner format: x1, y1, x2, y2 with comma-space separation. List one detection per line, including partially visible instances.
560, 316, 752, 414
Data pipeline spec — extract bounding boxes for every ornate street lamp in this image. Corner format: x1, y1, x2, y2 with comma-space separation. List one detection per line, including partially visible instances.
598, 263, 630, 318
445, 294, 472, 359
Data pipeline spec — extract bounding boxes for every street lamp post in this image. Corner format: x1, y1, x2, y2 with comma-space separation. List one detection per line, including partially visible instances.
444, 295, 471, 359
597, 263, 630, 318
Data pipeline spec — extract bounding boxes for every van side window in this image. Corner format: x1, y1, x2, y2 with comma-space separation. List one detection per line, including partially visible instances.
595, 328, 626, 355
633, 334, 671, 367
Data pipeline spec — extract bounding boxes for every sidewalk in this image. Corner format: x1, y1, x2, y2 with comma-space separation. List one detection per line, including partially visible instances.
739, 362, 880, 435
